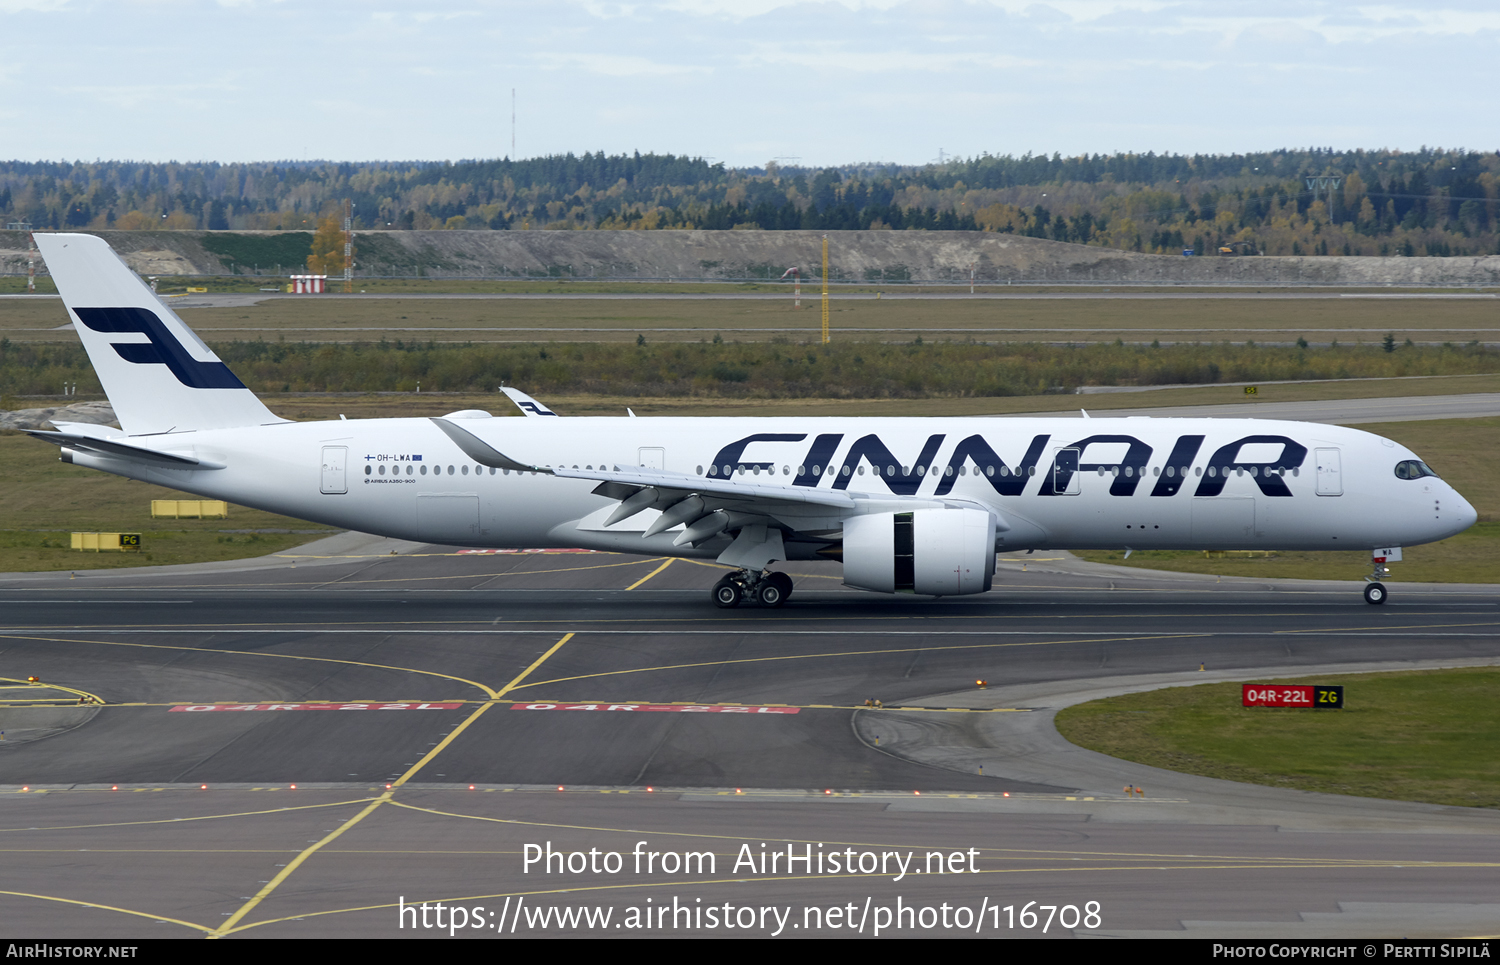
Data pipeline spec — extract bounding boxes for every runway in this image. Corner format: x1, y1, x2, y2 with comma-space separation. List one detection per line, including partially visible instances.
1, 543, 1497, 938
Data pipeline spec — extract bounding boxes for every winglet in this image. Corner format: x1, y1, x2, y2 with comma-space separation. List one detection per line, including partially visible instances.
429, 418, 549, 473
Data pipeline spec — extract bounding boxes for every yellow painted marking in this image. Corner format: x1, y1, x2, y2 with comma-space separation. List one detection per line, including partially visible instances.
64, 557, 666, 591
220, 855, 1500, 936
0, 890, 213, 935
0, 676, 105, 705
0, 799, 377, 833
211, 795, 389, 937
1276, 620, 1500, 635
514, 632, 1201, 691
211, 633, 575, 937
624, 557, 674, 591
496, 633, 575, 699
391, 706, 493, 790
0, 633, 502, 701
7, 606, 1484, 634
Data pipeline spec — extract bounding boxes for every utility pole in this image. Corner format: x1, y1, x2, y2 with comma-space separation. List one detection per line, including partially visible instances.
27, 232, 36, 293
512, 89, 516, 160
820, 235, 830, 344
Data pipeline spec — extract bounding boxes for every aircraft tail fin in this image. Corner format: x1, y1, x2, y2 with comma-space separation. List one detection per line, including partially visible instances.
34, 233, 285, 435
500, 386, 559, 417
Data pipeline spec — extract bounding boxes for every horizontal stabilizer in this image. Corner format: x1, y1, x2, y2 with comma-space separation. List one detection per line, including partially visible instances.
27, 429, 224, 469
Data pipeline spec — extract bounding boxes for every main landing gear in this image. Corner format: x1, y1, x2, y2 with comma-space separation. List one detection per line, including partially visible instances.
712, 569, 793, 609
1363, 553, 1390, 605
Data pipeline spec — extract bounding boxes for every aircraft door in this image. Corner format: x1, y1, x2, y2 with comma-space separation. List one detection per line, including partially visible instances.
1052, 448, 1081, 495
638, 447, 665, 470
1315, 448, 1342, 496
320, 446, 348, 494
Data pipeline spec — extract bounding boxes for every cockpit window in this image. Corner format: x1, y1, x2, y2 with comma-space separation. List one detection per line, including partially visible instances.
1394, 460, 1438, 480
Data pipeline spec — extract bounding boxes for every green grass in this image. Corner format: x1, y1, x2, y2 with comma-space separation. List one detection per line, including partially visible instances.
0, 529, 323, 571
0, 431, 332, 572
0, 276, 57, 295
5, 337, 1498, 399
1054, 669, 1500, 808
197, 232, 314, 274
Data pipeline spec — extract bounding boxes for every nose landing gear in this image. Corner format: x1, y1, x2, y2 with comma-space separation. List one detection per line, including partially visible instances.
711, 569, 793, 609
1363, 551, 1393, 605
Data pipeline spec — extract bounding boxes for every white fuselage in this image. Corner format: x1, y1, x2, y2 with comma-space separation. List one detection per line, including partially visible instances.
61, 414, 1477, 559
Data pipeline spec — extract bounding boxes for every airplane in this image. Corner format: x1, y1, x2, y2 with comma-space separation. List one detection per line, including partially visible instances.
25, 233, 1478, 608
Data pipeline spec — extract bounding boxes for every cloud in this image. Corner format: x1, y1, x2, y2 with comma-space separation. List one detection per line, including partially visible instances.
531, 52, 712, 76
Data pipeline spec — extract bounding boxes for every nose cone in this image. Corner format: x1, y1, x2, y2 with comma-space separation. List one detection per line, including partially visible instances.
1451, 489, 1479, 536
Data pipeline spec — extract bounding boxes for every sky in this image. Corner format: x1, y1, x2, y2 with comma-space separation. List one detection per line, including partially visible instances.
1, 0, 1495, 168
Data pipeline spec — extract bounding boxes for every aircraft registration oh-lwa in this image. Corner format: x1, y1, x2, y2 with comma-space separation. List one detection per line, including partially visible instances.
28, 233, 1478, 608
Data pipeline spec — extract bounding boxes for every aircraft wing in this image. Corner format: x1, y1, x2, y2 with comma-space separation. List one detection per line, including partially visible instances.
431, 417, 1004, 567
432, 415, 854, 514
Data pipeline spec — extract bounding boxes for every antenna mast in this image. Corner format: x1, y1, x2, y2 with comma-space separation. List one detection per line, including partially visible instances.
342, 199, 353, 294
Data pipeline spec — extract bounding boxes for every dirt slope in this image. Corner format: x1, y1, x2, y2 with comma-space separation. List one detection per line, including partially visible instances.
3, 229, 1497, 286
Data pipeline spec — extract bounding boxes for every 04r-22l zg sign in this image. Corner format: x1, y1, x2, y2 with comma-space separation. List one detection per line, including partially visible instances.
1241, 684, 1345, 709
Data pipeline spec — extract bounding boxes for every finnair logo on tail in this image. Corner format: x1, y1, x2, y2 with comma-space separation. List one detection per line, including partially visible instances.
73, 307, 245, 390
518, 401, 558, 416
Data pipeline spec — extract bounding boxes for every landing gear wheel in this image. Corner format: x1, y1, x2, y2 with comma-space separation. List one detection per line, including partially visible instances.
1364, 582, 1388, 605
756, 572, 793, 608
712, 576, 742, 609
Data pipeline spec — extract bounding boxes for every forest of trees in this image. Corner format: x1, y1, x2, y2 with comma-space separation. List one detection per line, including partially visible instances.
2, 147, 1497, 258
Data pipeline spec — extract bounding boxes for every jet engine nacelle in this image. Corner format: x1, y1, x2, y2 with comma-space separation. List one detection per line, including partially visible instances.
841, 508, 997, 596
